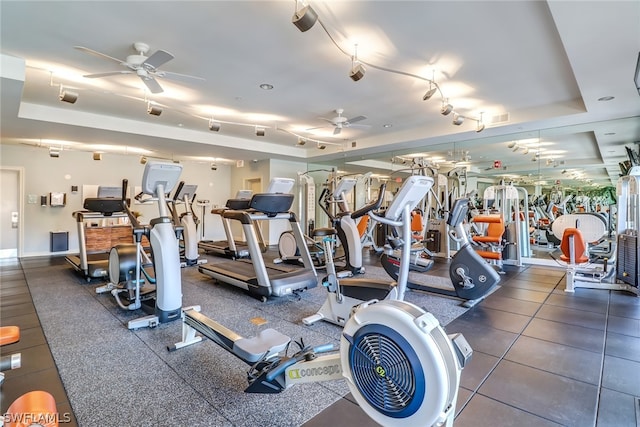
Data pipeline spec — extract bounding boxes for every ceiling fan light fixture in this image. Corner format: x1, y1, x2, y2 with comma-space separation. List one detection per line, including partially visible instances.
292, 4, 318, 32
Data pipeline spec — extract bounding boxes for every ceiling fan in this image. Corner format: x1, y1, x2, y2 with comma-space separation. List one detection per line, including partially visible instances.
74, 42, 204, 94
319, 109, 369, 135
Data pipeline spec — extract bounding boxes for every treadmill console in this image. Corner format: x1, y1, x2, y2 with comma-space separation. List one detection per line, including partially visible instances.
266, 177, 295, 194
83, 198, 125, 216
250, 194, 294, 216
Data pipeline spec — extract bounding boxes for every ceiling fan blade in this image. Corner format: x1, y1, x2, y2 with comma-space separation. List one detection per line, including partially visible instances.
74, 46, 125, 64
347, 115, 367, 124
83, 71, 134, 78
158, 70, 205, 82
140, 76, 164, 94
143, 50, 174, 70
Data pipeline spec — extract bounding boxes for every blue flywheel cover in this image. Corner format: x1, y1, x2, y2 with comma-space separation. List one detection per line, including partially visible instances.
347, 323, 425, 418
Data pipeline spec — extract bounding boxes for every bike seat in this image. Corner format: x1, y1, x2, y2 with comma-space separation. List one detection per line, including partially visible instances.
312, 227, 336, 237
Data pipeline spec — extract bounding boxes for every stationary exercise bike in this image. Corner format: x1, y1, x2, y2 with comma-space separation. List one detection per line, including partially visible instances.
170, 296, 471, 427
303, 175, 435, 327
98, 161, 186, 329
382, 198, 501, 307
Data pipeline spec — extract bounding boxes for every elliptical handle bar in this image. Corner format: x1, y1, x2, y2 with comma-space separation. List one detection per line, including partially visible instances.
351, 183, 386, 220
318, 187, 334, 220
172, 181, 185, 202
121, 179, 142, 229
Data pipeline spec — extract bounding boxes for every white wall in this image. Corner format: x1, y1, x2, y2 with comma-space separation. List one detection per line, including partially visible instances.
0, 144, 231, 257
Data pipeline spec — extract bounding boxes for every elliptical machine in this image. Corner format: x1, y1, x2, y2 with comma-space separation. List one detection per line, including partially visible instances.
98, 161, 185, 329
382, 197, 501, 307
168, 182, 207, 267
303, 175, 434, 327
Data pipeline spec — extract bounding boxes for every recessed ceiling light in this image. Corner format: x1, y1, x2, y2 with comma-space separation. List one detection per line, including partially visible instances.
259, 83, 274, 90
598, 96, 614, 101
604, 132, 615, 136
383, 124, 392, 128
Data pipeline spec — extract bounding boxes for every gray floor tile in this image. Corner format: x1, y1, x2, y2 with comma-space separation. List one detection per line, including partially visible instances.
479, 360, 598, 427
454, 393, 563, 427
544, 292, 609, 313
609, 296, 640, 320
459, 350, 500, 391
446, 318, 519, 358
602, 355, 640, 396
535, 304, 607, 330
596, 388, 639, 427
606, 331, 640, 362
480, 293, 542, 316
501, 277, 558, 293
505, 335, 602, 384
457, 306, 531, 334
523, 317, 605, 353
494, 286, 551, 303
607, 314, 640, 338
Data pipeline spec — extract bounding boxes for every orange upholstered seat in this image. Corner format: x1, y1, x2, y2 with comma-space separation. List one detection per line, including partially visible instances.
356, 214, 369, 238
472, 216, 504, 244
5, 390, 58, 427
0, 326, 20, 346
560, 228, 589, 264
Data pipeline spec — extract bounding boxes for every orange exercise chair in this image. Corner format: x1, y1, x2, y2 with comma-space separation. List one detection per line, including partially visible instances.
4, 390, 59, 427
471, 215, 505, 265
1, 326, 21, 385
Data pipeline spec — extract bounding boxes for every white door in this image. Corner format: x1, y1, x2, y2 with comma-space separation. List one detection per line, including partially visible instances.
0, 169, 20, 258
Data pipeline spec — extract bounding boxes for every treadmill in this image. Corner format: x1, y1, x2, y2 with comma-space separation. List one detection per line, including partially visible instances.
199, 178, 317, 300
198, 190, 266, 259
65, 186, 129, 281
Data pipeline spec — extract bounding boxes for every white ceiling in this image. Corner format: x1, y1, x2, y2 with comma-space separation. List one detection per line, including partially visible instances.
1, 1, 639, 187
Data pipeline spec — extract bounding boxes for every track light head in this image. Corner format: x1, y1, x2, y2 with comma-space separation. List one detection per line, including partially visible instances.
297, 138, 306, 146
452, 113, 464, 125
522, 148, 529, 155
422, 87, 437, 101
317, 143, 327, 150
59, 89, 78, 104
49, 147, 60, 158
210, 163, 217, 171
255, 127, 265, 136
292, 4, 318, 32
512, 145, 520, 152
349, 63, 366, 81
208, 119, 221, 131
93, 152, 102, 161
507, 141, 517, 149
140, 156, 147, 164
147, 103, 162, 116
476, 122, 485, 133
440, 103, 453, 116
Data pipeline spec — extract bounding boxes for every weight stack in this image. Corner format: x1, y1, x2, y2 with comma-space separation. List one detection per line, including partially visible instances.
616, 234, 638, 287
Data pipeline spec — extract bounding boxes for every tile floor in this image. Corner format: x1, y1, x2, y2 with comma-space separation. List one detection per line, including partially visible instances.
2, 254, 639, 427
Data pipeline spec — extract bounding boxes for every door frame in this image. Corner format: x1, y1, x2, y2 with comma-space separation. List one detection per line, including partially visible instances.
0, 167, 24, 258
